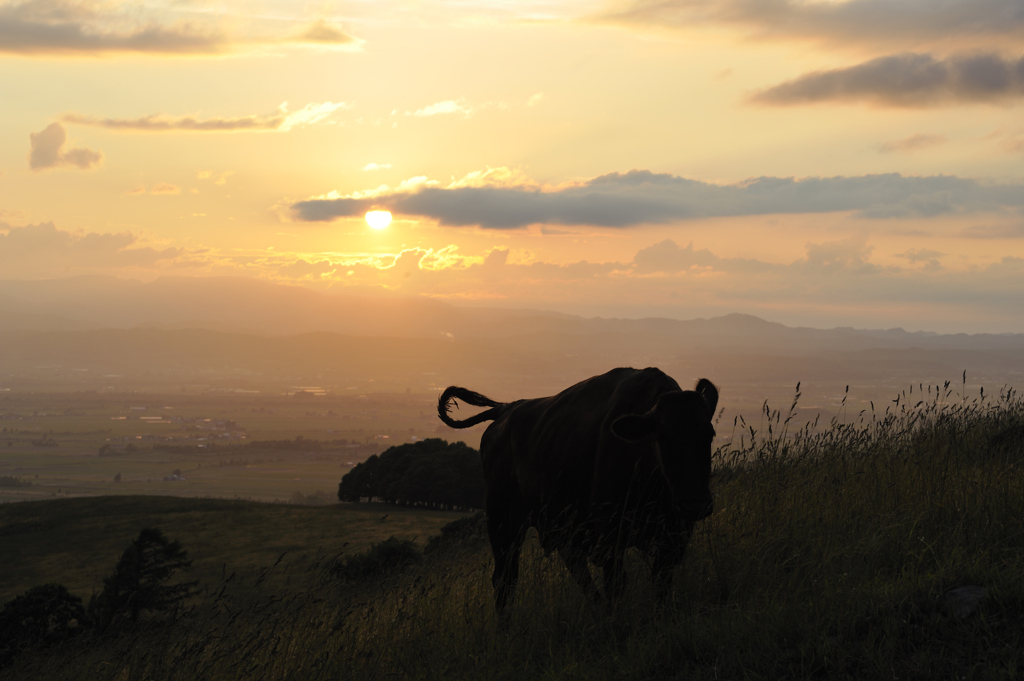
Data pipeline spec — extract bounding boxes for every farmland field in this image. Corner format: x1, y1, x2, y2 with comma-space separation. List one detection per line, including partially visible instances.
0, 390, 487, 504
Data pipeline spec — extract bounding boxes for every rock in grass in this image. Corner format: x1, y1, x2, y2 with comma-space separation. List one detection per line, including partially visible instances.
940, 586, 988, 619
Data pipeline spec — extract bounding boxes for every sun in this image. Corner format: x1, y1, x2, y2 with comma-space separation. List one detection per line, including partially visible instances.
365, 210, 392, 230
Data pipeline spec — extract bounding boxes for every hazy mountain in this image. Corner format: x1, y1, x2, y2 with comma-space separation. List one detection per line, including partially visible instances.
2, 275, 1023, 411
2, 276, 1022, 354
2, 276, 1023, 407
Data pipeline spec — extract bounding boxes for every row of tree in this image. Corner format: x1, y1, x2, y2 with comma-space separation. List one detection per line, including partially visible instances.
337, 438, 485, 511
125, 437, 383, 457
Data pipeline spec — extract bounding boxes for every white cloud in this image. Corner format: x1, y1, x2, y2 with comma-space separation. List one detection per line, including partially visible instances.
278, 101, 351, 131
412, 99, 474, 117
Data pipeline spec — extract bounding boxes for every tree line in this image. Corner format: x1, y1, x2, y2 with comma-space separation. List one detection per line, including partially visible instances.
97, 436, 383, 457
337, 438, 484, 511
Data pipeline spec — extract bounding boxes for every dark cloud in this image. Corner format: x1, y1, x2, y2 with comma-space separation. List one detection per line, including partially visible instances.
291, 170, 1024, 228
633, 239, 775, 275
63, 112, 284, 132
633, 239, 720, 272
958, 223, 1024, 239
632, 237, 881, 277
753, 53, 1024, 107
28, 122, 101, 171
602, 0, 1024, 51
898, 248, 944, 263
0, 0, 228, 55
799, 235, 878, 273
293, 196, 373, 221
0, 2, 355, 56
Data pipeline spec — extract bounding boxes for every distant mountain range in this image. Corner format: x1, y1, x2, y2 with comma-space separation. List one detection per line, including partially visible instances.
2, 275, 1022, 351
1, 276, 1022, 401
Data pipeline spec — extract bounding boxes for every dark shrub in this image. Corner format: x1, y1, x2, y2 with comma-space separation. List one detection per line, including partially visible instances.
0, 584, 88, 668
424, 511, 488, 555
336, 537, 422, 581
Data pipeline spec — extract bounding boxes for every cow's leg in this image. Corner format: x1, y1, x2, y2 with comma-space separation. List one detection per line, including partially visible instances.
651, 552, 675, 603
487, 509, 524, 617
485, 520, 520, 614
558, 546, 598, 600
601, 554, 627, 600
651, 526, 692, 604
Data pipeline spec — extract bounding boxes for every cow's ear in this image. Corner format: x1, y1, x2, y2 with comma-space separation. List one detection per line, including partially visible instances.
611, 412, 657, 442
695, 378, 719, 420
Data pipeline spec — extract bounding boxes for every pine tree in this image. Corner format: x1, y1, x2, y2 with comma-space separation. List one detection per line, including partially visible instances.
89, 527, 198, 631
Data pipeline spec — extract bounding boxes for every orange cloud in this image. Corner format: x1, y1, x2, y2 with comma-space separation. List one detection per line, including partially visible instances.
28, 122, 101, 171
63, 102, 349, 133
151, 183, 181, 195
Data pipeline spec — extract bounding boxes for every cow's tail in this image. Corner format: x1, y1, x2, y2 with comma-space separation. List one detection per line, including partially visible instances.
437, 386, 506, 429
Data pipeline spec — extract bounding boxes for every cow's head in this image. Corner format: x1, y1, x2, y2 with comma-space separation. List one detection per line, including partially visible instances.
610, 378, 718, 521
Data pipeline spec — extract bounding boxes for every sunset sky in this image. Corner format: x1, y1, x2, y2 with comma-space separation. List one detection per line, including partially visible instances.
3, 0, 1024, 333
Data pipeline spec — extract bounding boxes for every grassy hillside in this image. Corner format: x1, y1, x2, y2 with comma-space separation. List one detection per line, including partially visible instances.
0, 496, 459, 601
3, 383, 1024, 680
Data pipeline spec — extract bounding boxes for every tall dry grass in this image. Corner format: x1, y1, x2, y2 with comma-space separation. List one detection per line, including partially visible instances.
5, 379, 1024, 680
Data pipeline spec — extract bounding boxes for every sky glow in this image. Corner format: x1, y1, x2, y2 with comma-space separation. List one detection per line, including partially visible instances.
2, 0, 1024, 333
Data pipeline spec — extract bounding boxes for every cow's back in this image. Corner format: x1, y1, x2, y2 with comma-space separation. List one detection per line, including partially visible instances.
479, 367, 681, 534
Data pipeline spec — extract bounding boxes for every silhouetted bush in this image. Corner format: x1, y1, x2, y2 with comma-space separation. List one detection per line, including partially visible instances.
0, 584, 88, 668
335, 537, 422, 581
424, 511, 488, 555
